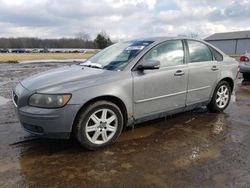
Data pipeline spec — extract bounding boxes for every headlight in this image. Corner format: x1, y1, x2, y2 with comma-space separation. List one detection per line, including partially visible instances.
29, 93, 71, 108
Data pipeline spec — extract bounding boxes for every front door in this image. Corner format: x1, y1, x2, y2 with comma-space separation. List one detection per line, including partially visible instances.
132, 40, 188, 119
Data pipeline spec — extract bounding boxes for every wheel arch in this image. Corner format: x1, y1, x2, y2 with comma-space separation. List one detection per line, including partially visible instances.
209, 77, 234, 103
207, 77, 234, 112
220, 77, 234, 92
72, 95, 128, 136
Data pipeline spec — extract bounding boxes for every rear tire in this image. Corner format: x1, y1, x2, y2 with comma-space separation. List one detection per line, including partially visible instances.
207, 81, 231, 113
74, 100, 123, 150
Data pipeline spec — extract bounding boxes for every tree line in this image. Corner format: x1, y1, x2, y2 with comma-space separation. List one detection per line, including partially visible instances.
0, 31, 112, 49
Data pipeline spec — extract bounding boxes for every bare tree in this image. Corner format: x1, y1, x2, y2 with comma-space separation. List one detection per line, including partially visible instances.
178, 32, 199, 39
75, 32, 91, 41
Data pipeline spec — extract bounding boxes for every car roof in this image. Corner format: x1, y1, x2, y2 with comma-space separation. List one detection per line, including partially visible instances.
131, 36, 202, 43
126, 36, 226, 56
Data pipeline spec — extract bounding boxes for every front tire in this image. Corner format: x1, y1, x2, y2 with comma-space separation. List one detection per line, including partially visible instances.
75, 101, 123, 150
207, 81, 231, 113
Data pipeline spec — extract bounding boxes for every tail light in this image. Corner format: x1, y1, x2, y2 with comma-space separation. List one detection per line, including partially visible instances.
240, 56, 249, 62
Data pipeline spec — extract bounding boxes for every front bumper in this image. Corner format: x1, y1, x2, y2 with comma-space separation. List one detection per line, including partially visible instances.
14, 104, 80, 139
12, 83, 82, 139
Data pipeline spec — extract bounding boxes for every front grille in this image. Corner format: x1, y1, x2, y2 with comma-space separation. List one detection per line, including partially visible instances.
12, 91, 18, 106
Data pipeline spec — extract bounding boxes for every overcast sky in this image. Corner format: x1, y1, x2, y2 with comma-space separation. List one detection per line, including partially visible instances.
0, 0, 250, 40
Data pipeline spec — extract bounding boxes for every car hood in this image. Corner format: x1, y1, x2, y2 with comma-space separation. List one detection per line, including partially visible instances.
20, 65, 114, 92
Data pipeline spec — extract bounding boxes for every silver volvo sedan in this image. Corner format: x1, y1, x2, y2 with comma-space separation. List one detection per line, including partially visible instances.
12, 37, 238, 150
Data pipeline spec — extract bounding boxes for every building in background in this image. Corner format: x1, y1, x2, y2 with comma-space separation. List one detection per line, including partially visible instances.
205, 30, 250, 55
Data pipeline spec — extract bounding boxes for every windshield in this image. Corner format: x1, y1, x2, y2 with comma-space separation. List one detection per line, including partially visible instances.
80, 40, 153, 71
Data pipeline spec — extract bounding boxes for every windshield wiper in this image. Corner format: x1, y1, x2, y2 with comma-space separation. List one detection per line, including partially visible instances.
82, 64, 103, 69
80, 62, 103, 69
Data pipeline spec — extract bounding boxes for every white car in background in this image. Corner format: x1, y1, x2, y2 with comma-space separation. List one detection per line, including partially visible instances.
239, 52, 250, 79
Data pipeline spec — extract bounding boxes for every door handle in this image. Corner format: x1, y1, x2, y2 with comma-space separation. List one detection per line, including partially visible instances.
211, 66, 219, 71
174, 70, 185, 76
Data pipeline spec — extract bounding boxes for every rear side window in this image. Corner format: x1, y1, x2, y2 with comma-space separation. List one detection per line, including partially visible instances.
210, 47, 223, 61
187, 40, 213, 63
143, 40, 184, 68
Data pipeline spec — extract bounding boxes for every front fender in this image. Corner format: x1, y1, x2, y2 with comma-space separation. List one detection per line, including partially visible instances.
69, 73, 133, 121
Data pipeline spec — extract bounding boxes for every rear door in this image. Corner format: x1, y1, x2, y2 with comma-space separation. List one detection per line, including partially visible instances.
186, 40, 221, 105
132, 40, 188, 119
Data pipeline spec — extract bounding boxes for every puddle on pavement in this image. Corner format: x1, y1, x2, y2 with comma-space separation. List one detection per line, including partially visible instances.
173, 158, 192, 168
0, 96, 10, 105
143, 174, 168, 187
118, 126, 159, 142
213, 174, 227, 187
211, 114, 226, 135
192, 147, 221, 161
174, 147, 221, 168
228, 126, 249, 143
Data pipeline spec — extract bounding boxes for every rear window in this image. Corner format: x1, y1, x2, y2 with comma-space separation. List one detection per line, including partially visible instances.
187, 40, 213, 63
210, 47, 223, 61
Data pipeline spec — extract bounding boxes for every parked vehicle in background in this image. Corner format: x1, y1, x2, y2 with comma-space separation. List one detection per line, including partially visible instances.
11, 48, 26, 53
72, 50, 80, 53
1, 48, 89, 54
0, 48, 9, 53
13, 37, 238, 150
239, 52, 250, 79
31, 49, 40, 53
24, 49, 31, 53
39, 48, 50, 53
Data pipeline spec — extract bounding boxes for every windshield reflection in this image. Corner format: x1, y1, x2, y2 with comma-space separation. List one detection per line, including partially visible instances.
81, 40, 153, 71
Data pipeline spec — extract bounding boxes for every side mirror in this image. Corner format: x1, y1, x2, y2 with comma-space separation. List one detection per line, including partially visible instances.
137, 60, 160, 70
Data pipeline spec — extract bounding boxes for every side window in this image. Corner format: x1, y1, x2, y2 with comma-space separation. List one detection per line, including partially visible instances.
143, 40, 184, 68
210, 47, 223, 61
187, 40, 213, 63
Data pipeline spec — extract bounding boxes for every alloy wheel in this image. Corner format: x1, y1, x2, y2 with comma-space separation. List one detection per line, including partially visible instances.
216, 85, 229, 109
85, 108, 118, 144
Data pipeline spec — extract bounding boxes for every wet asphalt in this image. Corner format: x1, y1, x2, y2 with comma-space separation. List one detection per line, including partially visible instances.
0, 62, 250, 188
